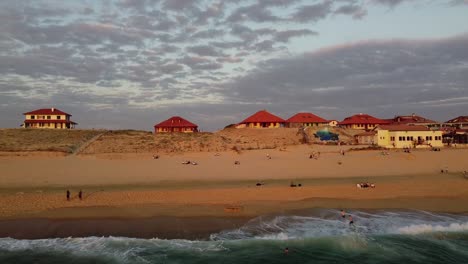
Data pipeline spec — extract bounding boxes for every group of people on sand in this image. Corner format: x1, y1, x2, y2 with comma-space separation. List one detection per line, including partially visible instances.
66, 189, 83, 201
357, 182, 375, 188
182, 160, 198, 165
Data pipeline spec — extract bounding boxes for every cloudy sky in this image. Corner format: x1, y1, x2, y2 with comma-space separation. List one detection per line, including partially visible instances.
1, 0, 467, 131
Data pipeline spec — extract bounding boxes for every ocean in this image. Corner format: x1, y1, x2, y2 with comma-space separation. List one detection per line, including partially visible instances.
1, 209, 468, 263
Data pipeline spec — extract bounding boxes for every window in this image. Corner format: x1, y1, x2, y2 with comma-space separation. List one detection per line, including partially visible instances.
435, 136, 441, 141
390, 136, 395, 141
30, 115, 35, 119
57, 116, 61, 119
47, 116, 51, 119
399, 136, 405, 141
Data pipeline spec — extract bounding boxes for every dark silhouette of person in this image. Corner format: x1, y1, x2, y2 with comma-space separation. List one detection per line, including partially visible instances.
66, 190, 70, 201
78, 190, 83, 200
284, 247, 289, 255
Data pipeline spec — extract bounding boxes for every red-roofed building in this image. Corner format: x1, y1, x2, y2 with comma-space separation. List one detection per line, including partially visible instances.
387, 113, 439, 128
338, 113, 390, 130
237, 110, 285, 128
286, 112, 328, 128
445, 116, 468, 129
22, 108, 77, 129
154, 116, 198, 133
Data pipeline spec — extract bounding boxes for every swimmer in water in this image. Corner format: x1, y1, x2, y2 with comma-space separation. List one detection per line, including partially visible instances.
349, 215, 354, 225
284, 247, 289, 255
341, 210, 346, 219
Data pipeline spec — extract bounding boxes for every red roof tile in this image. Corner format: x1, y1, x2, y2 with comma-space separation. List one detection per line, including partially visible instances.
286, 112, 328, 123
240, 110, 285, 124
445, 116, 468, 123
377, 125, 430, 131
389, 114, 438, 124
154, 116, 198, 128
23, 108, 71, 116
338, 114, 390, 125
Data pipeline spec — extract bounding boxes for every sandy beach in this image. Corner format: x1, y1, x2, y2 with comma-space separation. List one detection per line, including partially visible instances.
1, 145, 468, 238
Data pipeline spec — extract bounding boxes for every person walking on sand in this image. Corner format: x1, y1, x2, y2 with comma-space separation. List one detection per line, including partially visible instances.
66, 190, 70, 201
78, 190, 83, 200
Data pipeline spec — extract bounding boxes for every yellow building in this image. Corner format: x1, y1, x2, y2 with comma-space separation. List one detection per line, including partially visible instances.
23, 108, 77, 129
375, 125, 443, 148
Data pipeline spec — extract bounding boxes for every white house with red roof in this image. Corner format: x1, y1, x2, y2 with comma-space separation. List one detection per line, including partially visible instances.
154, 116, 198, 133
22, 108, 77, 129
236, 110, 285, 128
338, 113, 390, 130
286, 112, 328, 128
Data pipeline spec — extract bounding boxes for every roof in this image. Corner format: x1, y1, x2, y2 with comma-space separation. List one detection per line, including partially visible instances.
376, 125, 430, 131
389, 114, 438, 124
338, 113, 390, 125
286, 112, 328, 123
23, 108, 71, 116
24, 120, 77, 124
445, 116, 468, 123
240, 110, 285, 124
154, 116, 198, 128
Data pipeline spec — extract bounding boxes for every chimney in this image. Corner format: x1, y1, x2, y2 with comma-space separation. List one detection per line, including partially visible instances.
51, 107, 55, 112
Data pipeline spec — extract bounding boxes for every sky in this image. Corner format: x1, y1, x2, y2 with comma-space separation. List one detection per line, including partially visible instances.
0, 0, 467, 131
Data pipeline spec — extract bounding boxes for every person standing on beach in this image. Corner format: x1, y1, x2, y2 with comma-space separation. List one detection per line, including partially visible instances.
66, 190, 70, 201
78, 190, 83, 200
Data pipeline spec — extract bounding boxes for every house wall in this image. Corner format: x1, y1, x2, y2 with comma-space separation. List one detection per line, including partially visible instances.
26, 114, 68, 121
246, 122, 283, 128
376, 130, 443, 148
24, 122, 70, 129
155, 127, 196, 133
356, 135, 376, 144
287, 122, 327, 128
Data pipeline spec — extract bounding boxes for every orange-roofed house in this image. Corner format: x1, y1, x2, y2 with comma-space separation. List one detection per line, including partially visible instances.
338, 113, 390, 130
387, 113, 439, 128
375, 125, 443, 148
445, 116, 468, 129
154, 116, 198, 133
22, 108, 77, 129
236, 110, 285, 128
286, 112, 328, 128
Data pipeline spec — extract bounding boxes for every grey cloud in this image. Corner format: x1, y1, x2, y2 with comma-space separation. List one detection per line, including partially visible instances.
292, 1, 333, 22
227, 4, 281, 23
186, 45, 224, 57
334, 4, 367, 19
274, 29, 318, 42
177, 56, 223, 70
223, 35, 468, 120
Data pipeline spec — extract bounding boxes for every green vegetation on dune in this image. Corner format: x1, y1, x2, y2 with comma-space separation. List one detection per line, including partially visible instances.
0, 129, 105, 153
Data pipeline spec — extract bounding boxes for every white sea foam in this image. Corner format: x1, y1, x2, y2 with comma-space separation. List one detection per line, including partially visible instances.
398, 222, 468, 235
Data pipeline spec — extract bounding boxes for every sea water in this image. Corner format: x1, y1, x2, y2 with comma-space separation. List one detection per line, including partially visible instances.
1, 209, 468, 263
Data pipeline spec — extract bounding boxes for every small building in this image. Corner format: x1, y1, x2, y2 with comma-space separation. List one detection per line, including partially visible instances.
375, 125, 443, 149
355, 131, 377, 145
445, 116, 468, 129
387, 113, 439, 128
154, 116, 198, 133
286, 112, 328, 128
237, 110, 285, 128
338, 113, 389, 130
328, 120, 338, 127
22, 108, 77, 129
